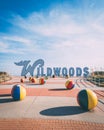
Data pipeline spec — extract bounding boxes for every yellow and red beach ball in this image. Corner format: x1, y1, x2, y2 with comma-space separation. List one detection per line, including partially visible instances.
29, 77, 32, 82
20, 78, 24, 83
31, 78, 36, 83
65, 80, 75, 89
77, 89, 98, 110
11, 84, 26, 101
39, 77, 45, 84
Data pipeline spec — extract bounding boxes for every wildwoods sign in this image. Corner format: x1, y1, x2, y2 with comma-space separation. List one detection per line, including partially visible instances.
14, 59, 89, 77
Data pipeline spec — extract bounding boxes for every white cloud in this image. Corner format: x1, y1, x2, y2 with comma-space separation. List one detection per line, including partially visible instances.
3, 36, 31, 45
0, 42, 8, 48
12, 10, 86, 38
0, 46, 24, 54
1, 7, 104, 69
0, 38, 31, 54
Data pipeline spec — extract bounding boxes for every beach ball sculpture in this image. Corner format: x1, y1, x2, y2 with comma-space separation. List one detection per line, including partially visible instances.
29, 77, 32, 82
31, 78, 35, 83
39, 78, 45, 85
77, 89, 98, 110
11, 84, 26, 101
20, 78, 24, 83
65, 80, 75, 89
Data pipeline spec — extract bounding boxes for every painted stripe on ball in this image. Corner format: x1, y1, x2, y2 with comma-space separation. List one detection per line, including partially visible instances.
78, 89, 88, 110
12, 85, 20, 100
20, 86, 26, 100
87, 89, 98, 110
65, 80, 69, 87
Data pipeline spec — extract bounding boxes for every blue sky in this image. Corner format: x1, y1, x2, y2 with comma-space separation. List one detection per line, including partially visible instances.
0, 0, 104, 75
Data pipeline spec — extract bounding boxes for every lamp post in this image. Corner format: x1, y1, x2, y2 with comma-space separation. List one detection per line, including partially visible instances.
90, 67, 93, 83
100, 67, 103, 87
98, 67, 100, 87
94, 67, 98, 86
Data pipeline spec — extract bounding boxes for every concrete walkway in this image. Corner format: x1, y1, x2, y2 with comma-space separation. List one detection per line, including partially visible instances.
0, 77, 104, 130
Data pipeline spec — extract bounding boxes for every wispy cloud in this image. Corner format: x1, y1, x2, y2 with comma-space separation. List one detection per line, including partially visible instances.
11, 10, 86, 37
0, 41, 8, 49
3, 36, 31, 45
0, 4, 104, 71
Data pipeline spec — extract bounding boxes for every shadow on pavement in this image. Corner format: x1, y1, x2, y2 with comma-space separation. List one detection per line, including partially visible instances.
48, 88, 68, 91
0, 94, 11, 97
0, 98, 14, 103
40, 106, 87, 116
26, 83, 40, 86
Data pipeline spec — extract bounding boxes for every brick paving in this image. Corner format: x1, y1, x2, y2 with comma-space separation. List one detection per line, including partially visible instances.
0, 87, 80, 97
0, 118, 104, 130
0, 77, 104, 130
0, 88, 104, 98
0, 81, 66, 85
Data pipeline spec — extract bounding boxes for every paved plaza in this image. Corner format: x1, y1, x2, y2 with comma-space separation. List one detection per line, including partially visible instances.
0, 77, 104, 130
